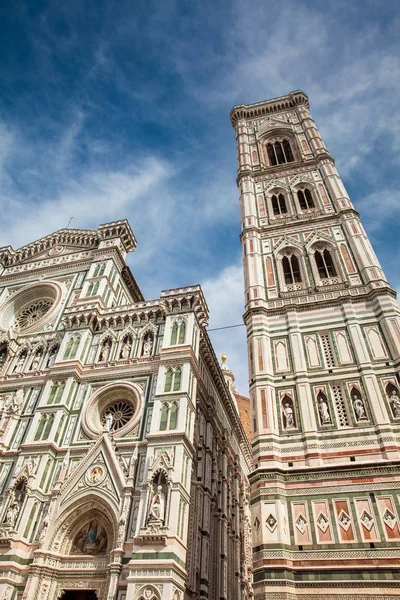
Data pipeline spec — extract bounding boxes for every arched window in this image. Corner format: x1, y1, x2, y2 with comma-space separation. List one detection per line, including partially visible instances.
171, 320, 186, 345
94, 262, 106, 277
282, 255, 301, 284
271, 193, 287, 216
173, 368, 181, 391
169, 403, 178, 429
42, 414, 54, 440
266, 139, 295, 166
34, 415, 47, 441
164, 369, 173, 392
297, 188, 315, 210
64, 335, 81, 360
315, 249, 337, 278
160, 404, 169, 430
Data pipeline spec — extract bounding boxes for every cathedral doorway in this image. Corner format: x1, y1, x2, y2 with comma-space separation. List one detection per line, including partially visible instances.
62, 591, 98, 600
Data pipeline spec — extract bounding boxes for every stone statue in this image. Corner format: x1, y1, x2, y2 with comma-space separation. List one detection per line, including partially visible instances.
14, 354, 26, 373
390, 390, 400, 418
352, 394, 366, 421
120, 340, 132, 359
148, 485, 166, 523
11, 389, 24, 415
318, 397, 332, 424
104, 412, 114, 432
142, 335, 153, 357
5, 502, 19, 528
283, 403, 294, 428
30, 352, 42, 371
100, 342, 111, 362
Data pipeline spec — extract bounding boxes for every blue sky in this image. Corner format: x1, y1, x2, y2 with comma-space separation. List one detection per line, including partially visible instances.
0, 0, 399, 393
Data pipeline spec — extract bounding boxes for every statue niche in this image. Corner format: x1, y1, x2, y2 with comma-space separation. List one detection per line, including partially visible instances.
386, 383, 400, 418
281, 395, 296, 429
70, 519, 108, 555
141, 332, 154, 357
147, 472, 167, 525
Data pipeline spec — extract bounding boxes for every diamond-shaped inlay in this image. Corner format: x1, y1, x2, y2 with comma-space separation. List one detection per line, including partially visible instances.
360, 510, 374, 531
295, 514, 307, 534
383, 509, 397, 530
253, 517, 260, 533
338, 510, 351, 532
316, 513, 329, 533
265, 513, 278, 532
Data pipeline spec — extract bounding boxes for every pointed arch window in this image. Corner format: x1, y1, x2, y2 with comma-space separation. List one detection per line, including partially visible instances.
164, 369, 173, 392
160, 403, 169, 430
266, 139, 295, 166
164, 367, 182, 392
63, 335, 81, 360
271, 193, 287, 216
160, 402, 179, 431
173, 367, 181, 391
282, 255, 302, 284
315, 249, 337, 279
171, 320, 186, 345
297, 188, 315, 210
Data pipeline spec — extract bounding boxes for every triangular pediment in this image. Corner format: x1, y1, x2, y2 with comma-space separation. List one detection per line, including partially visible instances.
256, 116, 292, 139
0, 228, 100, 267
59, 434, 126, 511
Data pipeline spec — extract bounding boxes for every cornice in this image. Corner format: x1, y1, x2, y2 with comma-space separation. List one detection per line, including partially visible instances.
236, 154, 336, 187
230, 90, 309, 127
243, 284, 397, 319
240, 207, 361, 239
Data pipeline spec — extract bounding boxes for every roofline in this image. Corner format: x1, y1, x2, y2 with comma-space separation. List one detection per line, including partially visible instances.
230, 90, 309, 127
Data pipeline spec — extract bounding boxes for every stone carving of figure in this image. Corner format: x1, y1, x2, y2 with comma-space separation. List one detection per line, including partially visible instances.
283, 403, 294, 428
142, 334, 154, 357
5, 502, 19, 528
120, 339, 132, 359
148, 485, 166, 523
352, 394, 366, 421
104, 412, 113, 432
390, 390, 400, 418
30, 351, 42, 371
10, 389, 24, 415
0, 346, 7, 367
100, 341, 111, 362
14, 354, 26, 373
318, 397, 332, 424
89, 467, 103, 483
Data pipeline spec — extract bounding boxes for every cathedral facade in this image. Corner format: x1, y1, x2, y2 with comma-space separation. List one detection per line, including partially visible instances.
0, 90, 399, 600
230, 91, 400, 599
0, 222, 252, 599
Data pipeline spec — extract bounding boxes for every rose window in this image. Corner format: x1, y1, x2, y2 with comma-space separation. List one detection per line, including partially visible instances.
14, 300, 53, 331
101, 400, 135, 431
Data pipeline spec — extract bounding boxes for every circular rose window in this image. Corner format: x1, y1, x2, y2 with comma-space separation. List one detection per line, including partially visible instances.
0, 282, 63, 335
14, 300, 53, 330
83, 381, 142, 438
101, 400, 135, 431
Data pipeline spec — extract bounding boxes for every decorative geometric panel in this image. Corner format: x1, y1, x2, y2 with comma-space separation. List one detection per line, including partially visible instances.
295, 514, 307, 534
316, 513, 329, 533
338, 510, 352, 532
360, 510, 374, 531
265, 514, 278, 533
332, 385, 349, 427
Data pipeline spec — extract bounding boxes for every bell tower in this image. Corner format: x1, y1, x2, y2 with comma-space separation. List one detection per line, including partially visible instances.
230, 91, 400, 599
